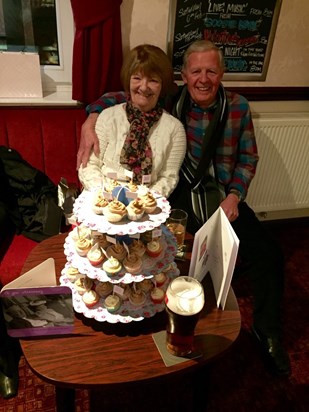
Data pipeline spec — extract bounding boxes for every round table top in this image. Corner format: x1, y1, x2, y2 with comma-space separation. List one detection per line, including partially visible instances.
20, 232, 241, 389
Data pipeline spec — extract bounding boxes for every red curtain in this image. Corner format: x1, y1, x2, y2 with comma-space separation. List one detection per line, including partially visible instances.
70, 0, 123, 104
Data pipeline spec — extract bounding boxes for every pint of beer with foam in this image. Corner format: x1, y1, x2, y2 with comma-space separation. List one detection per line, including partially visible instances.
165, 276, 205, 357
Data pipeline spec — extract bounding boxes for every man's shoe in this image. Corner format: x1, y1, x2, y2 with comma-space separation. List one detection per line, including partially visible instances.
251, 326, 291, 376
0, 371, 18, 399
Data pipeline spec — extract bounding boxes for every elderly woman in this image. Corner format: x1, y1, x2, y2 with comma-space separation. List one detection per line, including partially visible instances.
78, 44, 186, 198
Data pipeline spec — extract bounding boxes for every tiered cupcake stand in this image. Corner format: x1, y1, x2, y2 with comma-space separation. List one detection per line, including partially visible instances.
60, 189, 179, 323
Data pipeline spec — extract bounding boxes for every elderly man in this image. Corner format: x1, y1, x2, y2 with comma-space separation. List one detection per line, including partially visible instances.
76, 40, 290, 377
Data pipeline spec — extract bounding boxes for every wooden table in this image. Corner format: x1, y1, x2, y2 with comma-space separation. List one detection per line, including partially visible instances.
20, 233, 241, 412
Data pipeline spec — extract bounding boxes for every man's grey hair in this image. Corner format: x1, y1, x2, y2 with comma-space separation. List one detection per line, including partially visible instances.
182, 40, 225, 71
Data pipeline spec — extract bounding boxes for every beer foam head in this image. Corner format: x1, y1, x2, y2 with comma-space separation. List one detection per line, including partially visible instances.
166, 276, 204, 315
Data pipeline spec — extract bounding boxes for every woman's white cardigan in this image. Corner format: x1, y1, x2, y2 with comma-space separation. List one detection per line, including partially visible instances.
79, 103, 187, 198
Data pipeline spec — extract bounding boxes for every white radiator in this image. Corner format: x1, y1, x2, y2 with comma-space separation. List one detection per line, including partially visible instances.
245, 117, 309, 220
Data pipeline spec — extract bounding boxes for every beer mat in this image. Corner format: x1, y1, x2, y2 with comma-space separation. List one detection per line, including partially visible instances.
174, 245, 187, 261
152, 331, 202, 367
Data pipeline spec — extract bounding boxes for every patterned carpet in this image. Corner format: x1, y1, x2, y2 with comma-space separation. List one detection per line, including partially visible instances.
0, 218, 308, 412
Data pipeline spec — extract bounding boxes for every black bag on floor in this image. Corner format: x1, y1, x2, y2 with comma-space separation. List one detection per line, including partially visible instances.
0, 146, 62, 242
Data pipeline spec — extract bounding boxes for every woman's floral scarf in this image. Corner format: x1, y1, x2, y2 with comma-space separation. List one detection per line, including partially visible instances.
120, 99, 163, 184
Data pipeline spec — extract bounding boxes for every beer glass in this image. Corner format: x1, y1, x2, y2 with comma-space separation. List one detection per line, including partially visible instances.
166, 209, 188, 252
165, 276, 205, 357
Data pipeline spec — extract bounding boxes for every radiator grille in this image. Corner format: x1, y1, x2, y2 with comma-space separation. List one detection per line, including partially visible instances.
245, 118, 309, 214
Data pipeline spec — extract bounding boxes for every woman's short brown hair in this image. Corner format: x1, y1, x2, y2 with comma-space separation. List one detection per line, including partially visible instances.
120, 44, 175, 97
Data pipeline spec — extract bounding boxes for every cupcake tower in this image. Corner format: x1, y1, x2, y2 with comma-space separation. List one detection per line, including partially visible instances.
60, 182, 179, 323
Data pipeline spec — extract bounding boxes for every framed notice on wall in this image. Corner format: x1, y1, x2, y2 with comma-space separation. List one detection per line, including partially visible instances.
167, 0, 282, 81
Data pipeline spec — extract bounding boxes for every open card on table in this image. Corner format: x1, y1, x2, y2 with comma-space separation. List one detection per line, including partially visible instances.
189, 207, 239, 310
0, 258, 74, 337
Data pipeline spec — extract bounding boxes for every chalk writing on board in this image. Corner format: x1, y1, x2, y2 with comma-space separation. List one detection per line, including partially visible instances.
169, 0, 282, 80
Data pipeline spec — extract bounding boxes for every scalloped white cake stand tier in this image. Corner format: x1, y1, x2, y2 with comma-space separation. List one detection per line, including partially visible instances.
64, 225, 177, 284
60, 263, 179, 323
73, 189, 171, 235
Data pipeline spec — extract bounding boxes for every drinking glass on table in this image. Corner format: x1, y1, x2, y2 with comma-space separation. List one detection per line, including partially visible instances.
166, 209, 188, 253
165, 276, 205, 357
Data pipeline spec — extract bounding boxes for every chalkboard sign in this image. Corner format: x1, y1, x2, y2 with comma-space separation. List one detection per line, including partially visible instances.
167, 0, 282, 80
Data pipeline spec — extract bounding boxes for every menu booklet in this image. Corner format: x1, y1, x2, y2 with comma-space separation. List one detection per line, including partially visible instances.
189, 207, 239, 309
0, 258, 74, 337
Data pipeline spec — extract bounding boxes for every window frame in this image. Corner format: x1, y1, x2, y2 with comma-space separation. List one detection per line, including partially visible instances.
41, 0, 74, 93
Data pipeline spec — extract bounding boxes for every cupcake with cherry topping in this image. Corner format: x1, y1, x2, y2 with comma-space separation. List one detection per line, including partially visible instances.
82, 289, 100, 308
103, 198, 127, 222
123, 252, 143, 275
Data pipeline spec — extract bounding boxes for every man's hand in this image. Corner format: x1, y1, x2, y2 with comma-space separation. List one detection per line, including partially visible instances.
220, 193, 240, 222
77, 113, 100, 169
